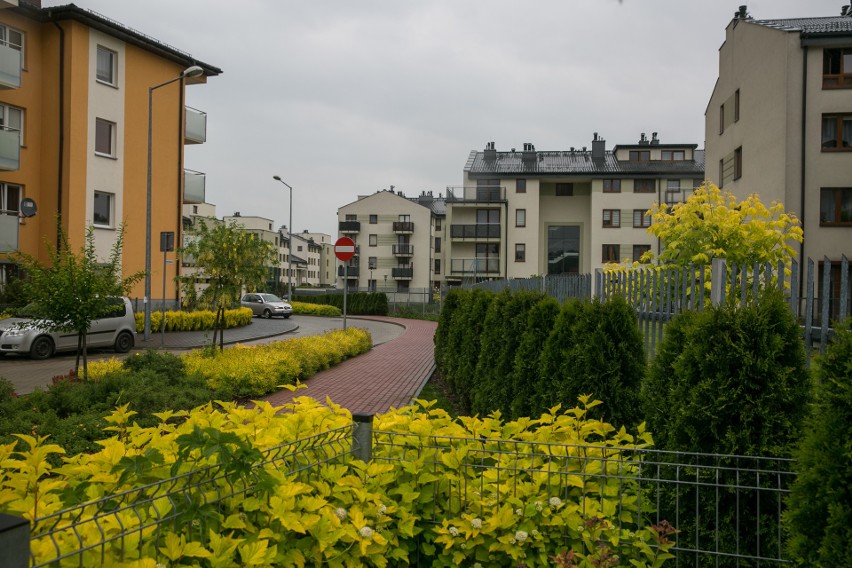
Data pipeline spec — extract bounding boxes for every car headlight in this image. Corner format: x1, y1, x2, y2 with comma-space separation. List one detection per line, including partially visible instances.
4, 329, 28, 337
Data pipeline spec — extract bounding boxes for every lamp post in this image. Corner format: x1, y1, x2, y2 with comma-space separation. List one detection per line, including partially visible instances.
272, 176, 293, 302
144, 65, 204, 341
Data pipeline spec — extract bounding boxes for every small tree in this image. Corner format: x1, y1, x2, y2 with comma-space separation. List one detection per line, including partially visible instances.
644, 182, 802, 266
13, 224, 141, 377
178, 218, 277, 350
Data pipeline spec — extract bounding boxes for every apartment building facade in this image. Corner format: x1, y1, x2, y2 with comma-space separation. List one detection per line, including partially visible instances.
705, 5, 852, 284
0, 1, 220, 302
300, 230, 335, 287
337, 189, 445, 293
445, 136, 704, 283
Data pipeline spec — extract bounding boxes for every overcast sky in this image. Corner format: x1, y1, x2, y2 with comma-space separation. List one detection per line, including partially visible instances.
45, 0, 844, 237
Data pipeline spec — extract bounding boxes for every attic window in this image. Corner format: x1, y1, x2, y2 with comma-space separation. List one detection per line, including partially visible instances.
661, 150, 685, 161
823, 48, 852, 89
629, 150, 650, 162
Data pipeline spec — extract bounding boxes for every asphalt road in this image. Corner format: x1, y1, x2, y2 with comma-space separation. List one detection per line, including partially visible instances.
0, 315, 406, 396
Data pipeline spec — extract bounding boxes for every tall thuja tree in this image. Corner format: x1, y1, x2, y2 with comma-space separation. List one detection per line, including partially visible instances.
509, 295, 560, 420
14, 224, 141, 377
434, 288, 464, 374
178, 218, 276, 351
452, 288, 493, 414
535, 299, 582, 416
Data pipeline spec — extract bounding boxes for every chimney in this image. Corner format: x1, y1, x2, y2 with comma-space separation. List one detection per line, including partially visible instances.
736, 5, 748, 19
592, 133, 606, 160
522, 142, 536, 164
233, 211, 241, 217
638, 133, 650, 146
484, 141, 497, 161
843, 4, 850, 16
650, 132, 660, 145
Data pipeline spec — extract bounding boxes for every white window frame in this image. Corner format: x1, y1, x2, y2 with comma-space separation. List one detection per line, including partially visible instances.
515, 208, 526, 227
95, 118, 116, 157
93, 191, 114, 228
96, 45, 118, 86
0, 103, 23, 145
0, 24, 24, 55
0, 182, 22, 215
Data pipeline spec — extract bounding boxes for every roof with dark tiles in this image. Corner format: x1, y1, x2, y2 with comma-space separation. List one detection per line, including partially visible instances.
750, 15, 852, 36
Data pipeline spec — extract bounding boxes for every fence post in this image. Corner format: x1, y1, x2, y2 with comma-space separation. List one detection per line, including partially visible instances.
0, 513, 29, 568
820, 257, 831, 355
351, 413, 374, 463
710, 258, 727, 306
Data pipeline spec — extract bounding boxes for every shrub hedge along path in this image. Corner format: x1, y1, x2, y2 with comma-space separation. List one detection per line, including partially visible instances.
262, 316, 438, 415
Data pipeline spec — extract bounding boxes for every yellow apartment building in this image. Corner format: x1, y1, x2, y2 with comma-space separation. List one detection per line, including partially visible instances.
0, 0, 220, 304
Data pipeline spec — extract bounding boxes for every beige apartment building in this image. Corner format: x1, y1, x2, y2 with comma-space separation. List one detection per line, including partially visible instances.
337, 189, 445, 294
299, 230, 335, 287
705, 5, 852, 288
444, 136, 704, 283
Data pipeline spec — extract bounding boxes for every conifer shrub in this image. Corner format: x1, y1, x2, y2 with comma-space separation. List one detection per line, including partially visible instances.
451, 289, 494, 414
293, 292, 388, 315
784, 322, 852, 565
434, 288, 464, 373
509, 295, 560, 421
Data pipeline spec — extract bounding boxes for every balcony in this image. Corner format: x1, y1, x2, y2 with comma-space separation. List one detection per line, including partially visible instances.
446, 185, 506, 203
339, 220, 361, 234
392, 267, 413, 279
184, 106, 207, 144
450, 258, 501, 275
338, 265, 359, 278
0, 42, 21, 89
183, 169, 206, 204
449, 223, 501, 240
392, 221, 414, 234
0, 127, 19, 170
392, 244, 413, 257
0, 213, 17, 252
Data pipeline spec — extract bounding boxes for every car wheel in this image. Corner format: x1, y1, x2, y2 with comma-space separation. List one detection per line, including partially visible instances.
114, 331, 134, 353
283, 314, 291, 319
30, 336, 55, 360
262, 309, 272, 319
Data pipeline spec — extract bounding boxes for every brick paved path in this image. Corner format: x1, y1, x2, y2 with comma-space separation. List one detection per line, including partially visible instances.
261, 317, 437, 415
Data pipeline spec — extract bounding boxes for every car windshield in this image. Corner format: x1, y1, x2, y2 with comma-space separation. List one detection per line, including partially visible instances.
259, 294, 283, 302
13, 303, 39, 318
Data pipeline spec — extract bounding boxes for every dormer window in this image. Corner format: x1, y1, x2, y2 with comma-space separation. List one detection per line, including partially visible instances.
629, 150, 650, 162
661, 150, 685, 161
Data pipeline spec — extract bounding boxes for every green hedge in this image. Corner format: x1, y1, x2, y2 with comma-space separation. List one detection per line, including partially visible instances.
134, 307, 252, 333
291, 301, 341, 317
293, 292, 388, 315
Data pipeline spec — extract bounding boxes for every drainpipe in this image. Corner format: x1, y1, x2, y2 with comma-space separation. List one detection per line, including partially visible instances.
52, 19, 65, 249
799, 46, 808, 305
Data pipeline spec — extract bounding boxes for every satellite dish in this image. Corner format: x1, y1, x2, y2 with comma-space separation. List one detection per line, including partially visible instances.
20, 197, 37, 218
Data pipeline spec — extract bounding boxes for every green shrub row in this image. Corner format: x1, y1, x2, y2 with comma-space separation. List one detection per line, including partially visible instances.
294, 292, 388, 315
291, 301, 342, 317
435, 289, 645, 428
133, 307, 253, 333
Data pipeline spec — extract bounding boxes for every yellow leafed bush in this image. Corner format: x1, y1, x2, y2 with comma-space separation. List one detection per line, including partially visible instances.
134, 307, 252, 333
291, 301, 342, 317
78, 358, 125, 381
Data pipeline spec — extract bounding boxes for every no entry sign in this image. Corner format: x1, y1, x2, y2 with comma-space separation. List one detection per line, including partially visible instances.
334, 237, 356, 261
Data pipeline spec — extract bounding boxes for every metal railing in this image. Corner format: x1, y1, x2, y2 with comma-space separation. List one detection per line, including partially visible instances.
392, 244, 413, 256
338, 220, 361, 233
392, 221, 414, 233
449, 223, 501, 239
446, 185, 506, 202
449, 257, 501, 275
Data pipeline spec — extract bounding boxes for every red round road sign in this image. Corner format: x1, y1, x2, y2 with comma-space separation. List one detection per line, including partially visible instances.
334, 237, 356, 262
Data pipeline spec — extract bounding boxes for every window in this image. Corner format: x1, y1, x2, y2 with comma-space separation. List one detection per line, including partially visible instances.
693, 179, 704, 189
515, 208, 526, 227
368, 256, 377, 269
476, 208, 500, 224
555, 183, 573, 196
719, 103, 725, 134
667, 180, 681, 192
665, 180, 682, 205
602, 244, 620, 263
95, 118, 115, 157
516, 179, 526, 193
633, 209, 651, 228
515, 243, 526, 262
602, 209, 620, 228
547, 226, 580, 275
0, 24, 24, 54
369, 214, 377, 224
734, 147, 743, 180
719, 159, 724, 188
629, 150, 650, 161
661, 150, 685, 161
603, 179, 621, 193
369, 234, 377, 246
398, 214, 410, 222
734, 89, 740, 122
0, 182, 21, 215
0, 104, 22, 144
435, 218, 441, 230
93, 191, 113, 227
821, 114, 852, 150
823, 48, 852, 89
633, 245, 651, 262
434, 259, 441, 274
820, 188, 852, 225
634, 179, 655, 193
96, 46, 117, 86
345, 214, 356, 221
434, 236, 441, 253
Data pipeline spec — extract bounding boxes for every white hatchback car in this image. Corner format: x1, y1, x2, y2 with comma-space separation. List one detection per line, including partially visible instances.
0, 297, 137, 359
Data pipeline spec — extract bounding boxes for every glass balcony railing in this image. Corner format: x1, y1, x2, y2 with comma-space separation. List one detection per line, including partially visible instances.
392, 267, 413, 279
450, 258, 501, 274
0, 212, 18, 252
339, 220, 361, 233
446, 186, 506, 202
392, 221, 414, 233
184, 106, 207, 144
0, 42, 22, 89
392, 244, 413, 256
184, 169, 206, 204
0, 127, 20, 170
338, 264, 360, 277
449, 224, 501, 239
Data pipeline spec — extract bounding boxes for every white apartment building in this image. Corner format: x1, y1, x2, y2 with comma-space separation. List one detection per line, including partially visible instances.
704, 4, 852, 295
222, 213, 282, 293
300, 231, 335, 287
444, 136, 705, 283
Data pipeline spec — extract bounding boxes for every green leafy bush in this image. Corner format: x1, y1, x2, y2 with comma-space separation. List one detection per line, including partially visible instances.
294, 292, 388, 315
785, 322, 852, 565
509, 296, 560, 420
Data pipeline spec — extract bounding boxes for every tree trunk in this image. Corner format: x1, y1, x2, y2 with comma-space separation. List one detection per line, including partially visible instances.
81, 330, 89, 380
218, 306, 225, 352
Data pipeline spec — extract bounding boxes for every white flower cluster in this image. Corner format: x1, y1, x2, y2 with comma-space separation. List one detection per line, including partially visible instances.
535, 501, 543, 512
515, 508, 523, 516
449, 526, 460, 537
470, 517, 483, 530
514, 530, 529, 543
549, 496, 563, 508
334, 507, 347, 520
377, 504, 387, 515
359, 526, 374, 539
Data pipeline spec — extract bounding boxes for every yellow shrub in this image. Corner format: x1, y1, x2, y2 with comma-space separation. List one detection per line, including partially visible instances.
134, 308, 252, 333
78, 358, 125, 381
291, 301, 342, 317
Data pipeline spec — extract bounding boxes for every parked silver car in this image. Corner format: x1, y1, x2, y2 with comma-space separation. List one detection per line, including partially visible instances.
0, 297, 137, 359
240, 293, 293, 319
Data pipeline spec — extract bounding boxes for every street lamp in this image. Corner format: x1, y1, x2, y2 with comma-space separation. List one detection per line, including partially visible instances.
144, 65, 205, 341
272, 176, 293, 302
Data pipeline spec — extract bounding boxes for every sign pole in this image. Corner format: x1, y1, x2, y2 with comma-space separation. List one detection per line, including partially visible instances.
343, 264, 348, 330
333, 236, 356, 332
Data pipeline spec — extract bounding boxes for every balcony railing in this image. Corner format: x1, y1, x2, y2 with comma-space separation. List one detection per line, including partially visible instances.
446, 185, 506, 202
0, 41, 22, 89
0, 212, 18, 252
339, 220, 361, 233
184, 106, 207, 144
183, 169, 206, 204
0, 127, 20, 170
392, 221, 414, 233
450, 223, 501, 239
392, 244, 413, 256
338, 265, 359, 277
392, 267, 413, 279
450, 258, 501, 275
